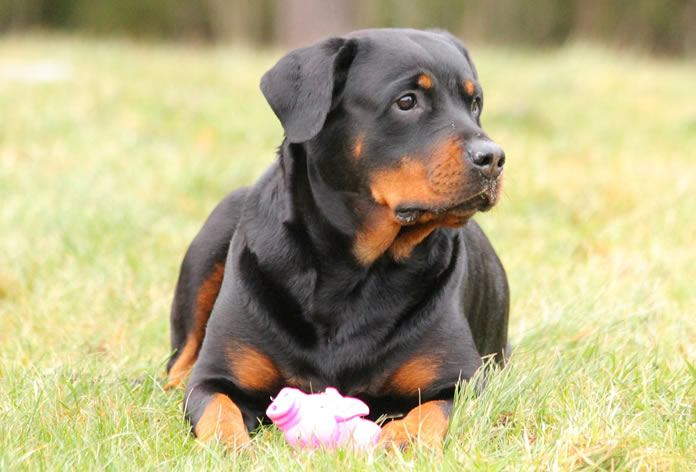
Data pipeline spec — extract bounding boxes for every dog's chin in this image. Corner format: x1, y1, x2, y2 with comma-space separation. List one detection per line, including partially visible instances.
450, 190, 499, 214
394, 186, 500, 227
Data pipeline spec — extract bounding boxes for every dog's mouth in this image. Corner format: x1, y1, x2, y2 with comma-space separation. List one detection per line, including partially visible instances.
394, 186, 498, 226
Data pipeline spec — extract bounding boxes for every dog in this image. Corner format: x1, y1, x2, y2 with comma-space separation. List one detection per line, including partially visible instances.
166, 28, 509, 452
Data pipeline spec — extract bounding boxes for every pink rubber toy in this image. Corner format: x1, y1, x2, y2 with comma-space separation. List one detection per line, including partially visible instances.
266, 387, 381, 452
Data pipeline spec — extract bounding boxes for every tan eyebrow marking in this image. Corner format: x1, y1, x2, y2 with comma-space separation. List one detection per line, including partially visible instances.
418, 74, 433, 89
464, 80, 475, 96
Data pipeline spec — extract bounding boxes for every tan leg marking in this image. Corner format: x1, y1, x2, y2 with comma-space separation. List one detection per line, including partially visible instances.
227, 344, 282, 392
166, 263, 225, 390
385, 354, 441, 395
379, 400, 450, 452
194, 393, 251, 449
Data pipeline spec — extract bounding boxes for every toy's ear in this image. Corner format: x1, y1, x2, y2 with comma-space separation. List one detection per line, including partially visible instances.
260, 37, 358, 143
333, 398, 370, 422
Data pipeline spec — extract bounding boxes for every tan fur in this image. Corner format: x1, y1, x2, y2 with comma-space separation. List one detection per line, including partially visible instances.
166, 263, 225, 389
228, 344, 282, 391
379, 400, 450, 452
194, 394, 250, 448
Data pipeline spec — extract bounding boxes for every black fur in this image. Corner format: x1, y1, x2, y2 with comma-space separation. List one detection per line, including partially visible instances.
169, 28, 510, 437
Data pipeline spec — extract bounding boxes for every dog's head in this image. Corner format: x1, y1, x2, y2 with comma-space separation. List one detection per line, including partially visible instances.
261, 28, 505, 264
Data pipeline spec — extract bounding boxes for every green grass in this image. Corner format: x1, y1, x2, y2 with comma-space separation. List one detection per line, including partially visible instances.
1, 35, 695, 470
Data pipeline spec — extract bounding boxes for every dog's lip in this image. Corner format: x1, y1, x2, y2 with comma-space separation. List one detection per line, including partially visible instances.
394, 189, 495, 225
450, 192, 496, 213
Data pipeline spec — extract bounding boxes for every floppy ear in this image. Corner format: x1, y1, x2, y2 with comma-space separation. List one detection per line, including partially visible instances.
260, 37, 358, 143
429, 29, 478, 80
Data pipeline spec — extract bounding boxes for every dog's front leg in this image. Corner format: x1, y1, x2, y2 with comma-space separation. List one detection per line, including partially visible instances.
185, 382, 251, 451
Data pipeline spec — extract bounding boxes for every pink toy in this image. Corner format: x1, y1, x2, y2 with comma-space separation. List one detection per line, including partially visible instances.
266, 387, 381, 452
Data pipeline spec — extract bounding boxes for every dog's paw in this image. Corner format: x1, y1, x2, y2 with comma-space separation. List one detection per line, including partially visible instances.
377, 401, 450, 453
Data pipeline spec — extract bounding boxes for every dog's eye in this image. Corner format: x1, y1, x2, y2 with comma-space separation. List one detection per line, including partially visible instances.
471, 97, 481, 117
395, 94, 417, 111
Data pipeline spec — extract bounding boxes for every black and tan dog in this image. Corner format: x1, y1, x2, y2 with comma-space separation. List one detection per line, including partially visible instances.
166, 28, 509, 452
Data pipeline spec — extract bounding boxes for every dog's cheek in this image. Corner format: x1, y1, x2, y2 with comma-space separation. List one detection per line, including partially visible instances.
427, 138, 470, 201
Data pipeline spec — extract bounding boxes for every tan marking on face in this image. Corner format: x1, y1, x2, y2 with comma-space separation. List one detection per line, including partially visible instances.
389, 221, 439, 261
369, 159, 444, 210
378, 400, 450, 452
228, 344, 281, 392
386, 354, 441, 395
353, 205, 401, 265
353, 133, 365, 161
427, 138, 469, 200
356, 140, 475, 264
418, 74, 433, 89
194, 393, 250, 449
369, 139, 469, 212
464, 80, 475, 96
439, 212, 476, 228
165, 263, 225, 390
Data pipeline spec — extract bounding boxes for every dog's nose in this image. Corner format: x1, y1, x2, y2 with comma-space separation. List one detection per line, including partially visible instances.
467, 140, 505, 179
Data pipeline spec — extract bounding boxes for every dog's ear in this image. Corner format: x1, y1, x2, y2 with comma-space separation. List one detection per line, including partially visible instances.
429, 29, 478, 80
261, 37, 358, 143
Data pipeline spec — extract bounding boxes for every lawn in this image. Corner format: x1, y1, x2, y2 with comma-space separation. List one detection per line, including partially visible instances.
1, 35, 695, 471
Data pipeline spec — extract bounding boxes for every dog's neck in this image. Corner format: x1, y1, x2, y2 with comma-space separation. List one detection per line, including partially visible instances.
281, 140, 362, 263
242, 140, 461, 339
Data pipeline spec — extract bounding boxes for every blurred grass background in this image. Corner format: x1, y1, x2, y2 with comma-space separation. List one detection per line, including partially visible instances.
1, 30, 695, 471
2, 0, 696, 56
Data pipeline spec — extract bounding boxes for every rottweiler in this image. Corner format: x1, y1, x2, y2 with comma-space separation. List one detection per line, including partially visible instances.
166, 28, 509, 452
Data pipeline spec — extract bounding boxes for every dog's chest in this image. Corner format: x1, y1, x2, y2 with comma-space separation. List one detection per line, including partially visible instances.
279, 298, 473, 396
